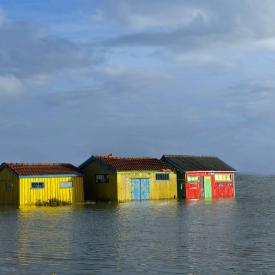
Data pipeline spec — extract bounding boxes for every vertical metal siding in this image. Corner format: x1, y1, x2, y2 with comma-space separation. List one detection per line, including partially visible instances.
185, 171, 235, 200
176, 172, 185, 200
81, 162, 117, 201
19, 176, 84, 206
212, 172, 235, 199
117, 171, 177, 202
185, 172, 201, 199
0, 167, 19, 205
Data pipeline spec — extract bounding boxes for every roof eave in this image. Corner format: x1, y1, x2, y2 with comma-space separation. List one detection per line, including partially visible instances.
18, 173, 83, 178
0, 162, 19, 177
79, 155, 96, 169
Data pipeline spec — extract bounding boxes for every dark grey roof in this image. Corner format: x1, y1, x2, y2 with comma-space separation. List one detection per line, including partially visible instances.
162, 155, 236, 173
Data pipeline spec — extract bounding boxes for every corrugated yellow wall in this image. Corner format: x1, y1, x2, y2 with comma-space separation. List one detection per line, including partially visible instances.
19, 176, 84, 206
117, 171, 177, 202
82, 162, 117, 201
0, 167, 19, 205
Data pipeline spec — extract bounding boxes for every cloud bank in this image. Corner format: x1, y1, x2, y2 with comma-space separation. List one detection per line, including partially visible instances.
0, 1, 275, 173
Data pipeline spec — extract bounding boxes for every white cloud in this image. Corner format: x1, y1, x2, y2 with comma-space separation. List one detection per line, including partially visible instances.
252, 38, 275, 51
0, 75, 24, 96
90, 2, 211, 31
26, 74, 51, 86
1, 1, 275, 172
0, 18, 99, 78
97, 0, 275, 56
126, 7, 210, 30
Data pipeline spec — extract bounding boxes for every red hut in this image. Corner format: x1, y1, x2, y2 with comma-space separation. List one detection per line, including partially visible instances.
161, 155, 236, 200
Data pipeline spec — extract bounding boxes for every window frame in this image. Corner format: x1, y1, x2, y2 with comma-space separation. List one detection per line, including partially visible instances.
156, 173, 170, 181
5, 183, 13, 192
214, 174, 232, 182
31, 182, 45, 189
60, 181, 73, 188
95, 174, 109, 184
187, 176, 200, 183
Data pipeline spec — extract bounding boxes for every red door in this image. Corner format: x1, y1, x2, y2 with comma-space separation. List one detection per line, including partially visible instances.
226, 182, 234, 198
186, 181, 201, 199
213, 173, 235, 199
213, 181, 225, 198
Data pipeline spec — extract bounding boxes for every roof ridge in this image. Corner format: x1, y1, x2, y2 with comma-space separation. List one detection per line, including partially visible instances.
91, 155, 173, 171
95, 156, 157, 160
4, 162, 75, 166
163, 154, 219, 158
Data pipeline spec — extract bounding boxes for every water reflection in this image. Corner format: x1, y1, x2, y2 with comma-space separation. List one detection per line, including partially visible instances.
16, 207, 74, 273
113, 201, 180, 274
1, 176, 275, 273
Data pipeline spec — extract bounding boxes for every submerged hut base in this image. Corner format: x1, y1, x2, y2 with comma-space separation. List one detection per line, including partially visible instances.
35, 198, 72, 207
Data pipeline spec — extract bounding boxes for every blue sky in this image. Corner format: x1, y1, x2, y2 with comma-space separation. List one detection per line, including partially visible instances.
0, 0, 275, 173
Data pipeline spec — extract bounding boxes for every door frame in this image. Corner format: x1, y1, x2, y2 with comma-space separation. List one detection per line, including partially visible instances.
204, 176, 212, 199
131, 178, 150, 201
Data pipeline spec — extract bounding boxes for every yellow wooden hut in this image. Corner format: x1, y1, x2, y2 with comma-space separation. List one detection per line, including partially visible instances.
0, 162, 84, 206
80, 155, 177, 202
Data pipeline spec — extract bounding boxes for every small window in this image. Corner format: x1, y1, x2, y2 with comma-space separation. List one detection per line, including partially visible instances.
187, 176, 200, 182
215, 174, 231, 182
60, 181, 73, 188
5, 183, 13, 192
156, 173, 170, 181
95, 174, 109, 184
31, 182, 44, 189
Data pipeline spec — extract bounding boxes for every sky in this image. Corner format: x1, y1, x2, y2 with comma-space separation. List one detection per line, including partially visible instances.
0, 0, 275, 173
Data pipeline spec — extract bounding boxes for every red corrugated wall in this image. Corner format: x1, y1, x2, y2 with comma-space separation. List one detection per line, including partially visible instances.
185, 172, 235, 199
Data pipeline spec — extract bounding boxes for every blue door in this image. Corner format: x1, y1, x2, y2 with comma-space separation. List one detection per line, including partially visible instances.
131, 179, 141, 200
131, 178, 150, 200
140, 179, 150, 200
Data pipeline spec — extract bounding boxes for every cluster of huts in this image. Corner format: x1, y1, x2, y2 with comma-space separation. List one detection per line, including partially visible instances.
0, 155, 236, 206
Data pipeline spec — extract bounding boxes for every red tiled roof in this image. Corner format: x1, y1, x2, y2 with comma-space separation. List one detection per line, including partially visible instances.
93, 156, 173, 171
1, 162, 82, 176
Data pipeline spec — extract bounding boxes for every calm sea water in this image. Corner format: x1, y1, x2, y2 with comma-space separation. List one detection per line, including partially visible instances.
0, 175, 274, 274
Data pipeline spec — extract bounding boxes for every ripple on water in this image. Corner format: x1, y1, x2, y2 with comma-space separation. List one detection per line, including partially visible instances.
0, 176, 275, 274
